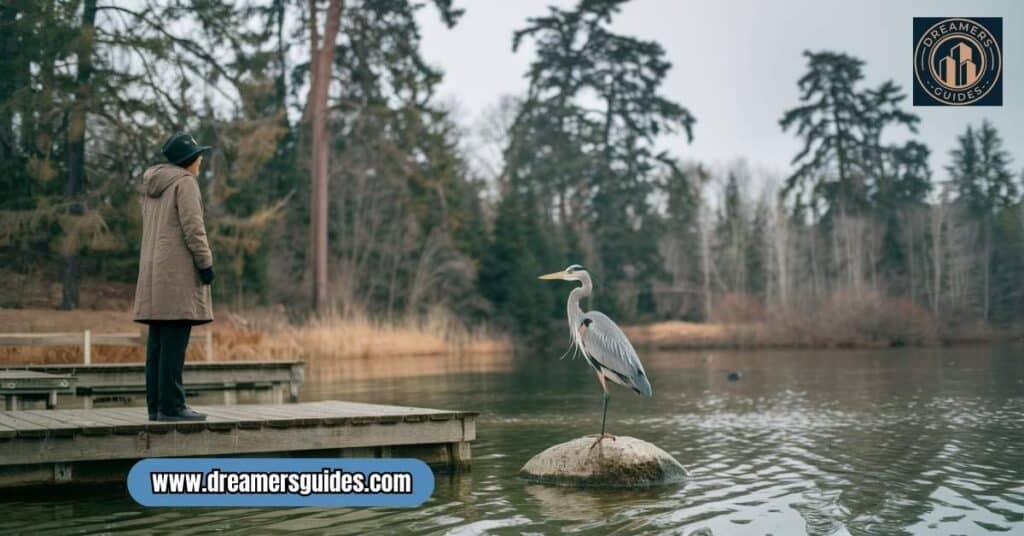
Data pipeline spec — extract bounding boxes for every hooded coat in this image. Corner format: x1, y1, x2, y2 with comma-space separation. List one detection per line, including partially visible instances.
132, 163, 214, 325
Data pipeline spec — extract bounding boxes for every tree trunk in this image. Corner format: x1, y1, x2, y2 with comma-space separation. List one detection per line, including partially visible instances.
699, 209, 712, 321
983, 215, 992, 321
60, 0, 97, 310
274, 0, 288, 106
930, 192, 946, 317
306, 0, 344, 314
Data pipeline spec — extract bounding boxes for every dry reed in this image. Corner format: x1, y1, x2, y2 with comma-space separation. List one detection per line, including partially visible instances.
0, 307, 511, 364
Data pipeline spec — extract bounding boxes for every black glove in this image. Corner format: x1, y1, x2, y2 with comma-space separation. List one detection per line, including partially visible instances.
199, 266, 215, 285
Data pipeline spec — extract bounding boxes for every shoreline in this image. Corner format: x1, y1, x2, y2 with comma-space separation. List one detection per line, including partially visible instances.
623, 320, 1022, 351
1, 309, 1018, 366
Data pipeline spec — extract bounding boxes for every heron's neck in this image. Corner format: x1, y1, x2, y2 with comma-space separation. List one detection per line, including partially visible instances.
567, 277, 591, 327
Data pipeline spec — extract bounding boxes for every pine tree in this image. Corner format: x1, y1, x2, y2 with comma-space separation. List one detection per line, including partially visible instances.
714, 170, 749, 293
780, 52, 920, 218
657, 164, 704, 319
947, 120, 1016, 320
0, 1, 247, 308
780, 51, 868, 216
504, 0, 694, 321
480, 187, 560, 334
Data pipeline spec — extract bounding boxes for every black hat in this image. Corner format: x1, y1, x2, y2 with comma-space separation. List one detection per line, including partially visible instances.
162, 132, 213, 166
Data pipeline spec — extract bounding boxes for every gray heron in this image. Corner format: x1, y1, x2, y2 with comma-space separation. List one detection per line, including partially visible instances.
539, 264, 652, 447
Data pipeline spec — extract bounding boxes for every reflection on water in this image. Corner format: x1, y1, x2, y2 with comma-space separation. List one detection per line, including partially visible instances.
3, 345, 1023, 535
307, 351, 516, 382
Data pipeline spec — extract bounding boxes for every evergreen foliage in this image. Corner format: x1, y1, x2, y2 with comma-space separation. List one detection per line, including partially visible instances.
0, 2, 1020, 338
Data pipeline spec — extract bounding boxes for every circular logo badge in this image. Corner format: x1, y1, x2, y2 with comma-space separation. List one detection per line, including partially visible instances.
914, 18, 1002, 105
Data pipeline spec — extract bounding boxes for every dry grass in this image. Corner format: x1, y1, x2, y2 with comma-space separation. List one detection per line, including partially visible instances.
227, 307, 511, 360
626, 291, 991, 350
624, 321, 750, 349
0, 308, 145, 364
0, 307, 511, 365
756, 291, 939, 348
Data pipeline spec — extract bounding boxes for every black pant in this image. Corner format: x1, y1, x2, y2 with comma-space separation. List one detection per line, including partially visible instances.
145, 321, 192, 416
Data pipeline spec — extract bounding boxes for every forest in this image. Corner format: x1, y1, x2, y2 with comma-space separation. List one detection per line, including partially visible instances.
2, 0, 1022, 347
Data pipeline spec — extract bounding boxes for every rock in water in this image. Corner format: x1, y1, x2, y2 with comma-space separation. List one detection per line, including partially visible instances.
519, 436, 688, 488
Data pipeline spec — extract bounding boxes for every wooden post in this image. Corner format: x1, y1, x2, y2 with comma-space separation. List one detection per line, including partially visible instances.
83, 329, 91, 364
289, 363, 304, 402
448, 442, 472, 471
205, 331, 214, 362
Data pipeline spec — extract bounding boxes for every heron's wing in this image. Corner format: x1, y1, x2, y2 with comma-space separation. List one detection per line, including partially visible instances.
580, 312, 652, 396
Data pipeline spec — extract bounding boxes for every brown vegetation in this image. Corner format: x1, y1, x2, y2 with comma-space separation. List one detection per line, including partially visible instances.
628, 290, 1018, 350
230, 308, 510, 360
0, 307, 510, 365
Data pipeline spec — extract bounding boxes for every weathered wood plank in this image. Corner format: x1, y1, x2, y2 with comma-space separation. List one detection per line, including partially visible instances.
6, 411, 79, 436
0, 412, 53, 437
1, 418, 471, 466
90, 333, 145, 346
14, 409, 79, 427
17, 360, 303, 372
198, 406, 267, 430
0, 370, 68, 379
0, 331, 203, 347
0, 370, 76, 395
0, 333, 84, 346
40, 409, 117, 436
0, 419, 18, 439
10, 361, 305, 398
0, 401, 477, 474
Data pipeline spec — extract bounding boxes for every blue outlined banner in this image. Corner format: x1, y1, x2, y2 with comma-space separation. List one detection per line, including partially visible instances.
127, 458, 435, 507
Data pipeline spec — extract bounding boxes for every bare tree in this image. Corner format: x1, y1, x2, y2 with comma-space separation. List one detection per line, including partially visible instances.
767, 199, 793, 311
699, 203, 713, 320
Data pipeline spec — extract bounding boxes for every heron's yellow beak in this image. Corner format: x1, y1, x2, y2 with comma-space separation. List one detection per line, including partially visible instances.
538, 270, 568, 280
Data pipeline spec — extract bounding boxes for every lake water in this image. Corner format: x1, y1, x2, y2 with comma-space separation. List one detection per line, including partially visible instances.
3, 345, 1023, 535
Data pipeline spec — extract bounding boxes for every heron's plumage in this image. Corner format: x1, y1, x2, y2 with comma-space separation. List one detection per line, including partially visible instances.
578, 312, 652, 397
541, 264, 651, 438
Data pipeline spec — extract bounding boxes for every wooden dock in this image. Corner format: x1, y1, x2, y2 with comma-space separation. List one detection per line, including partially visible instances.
9, 360, 305, 405
0, 370, 77, 410
0, 401, 476, 488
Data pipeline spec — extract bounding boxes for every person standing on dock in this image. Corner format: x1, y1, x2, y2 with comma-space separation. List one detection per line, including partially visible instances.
132, 132, 215, 422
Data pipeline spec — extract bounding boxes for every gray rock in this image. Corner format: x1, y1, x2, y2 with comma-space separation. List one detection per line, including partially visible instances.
519, 435, 688, 488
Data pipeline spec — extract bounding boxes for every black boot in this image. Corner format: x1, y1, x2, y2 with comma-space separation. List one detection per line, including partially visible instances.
158, 407, 207, 421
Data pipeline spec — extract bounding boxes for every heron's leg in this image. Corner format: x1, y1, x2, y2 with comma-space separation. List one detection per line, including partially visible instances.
600, 391, 609, 436
590, 372, 614, 450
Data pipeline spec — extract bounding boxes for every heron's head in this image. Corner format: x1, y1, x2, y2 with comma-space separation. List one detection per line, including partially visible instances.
538, 264, 588, 282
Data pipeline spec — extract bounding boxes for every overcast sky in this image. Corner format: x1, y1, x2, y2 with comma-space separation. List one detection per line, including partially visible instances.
415, 0, 1023, 185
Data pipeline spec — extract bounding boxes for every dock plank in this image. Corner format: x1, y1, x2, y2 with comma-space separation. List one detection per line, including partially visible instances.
39, 409, 118, 435
0, 412, 52, 437
6, 410, 80, 436
199, 406, 267, 429
8, 361, 304, 399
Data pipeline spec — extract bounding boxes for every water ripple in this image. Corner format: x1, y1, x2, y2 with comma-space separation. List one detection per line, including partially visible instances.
3, 345, 1023, 535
